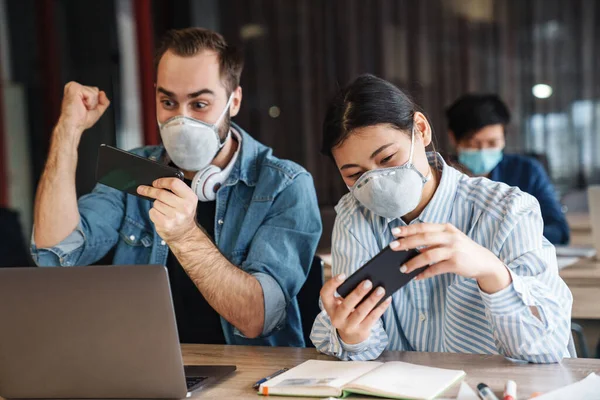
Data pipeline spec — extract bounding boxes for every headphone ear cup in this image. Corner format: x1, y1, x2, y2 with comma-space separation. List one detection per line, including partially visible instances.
192, 165, 222, 202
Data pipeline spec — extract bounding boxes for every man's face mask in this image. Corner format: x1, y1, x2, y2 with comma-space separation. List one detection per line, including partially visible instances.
350, 126, 431, 219
458, 148, 503, 176
158, 93, 234, 171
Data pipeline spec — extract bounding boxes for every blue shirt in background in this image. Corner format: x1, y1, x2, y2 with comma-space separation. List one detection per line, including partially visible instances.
490, 153, 570, 245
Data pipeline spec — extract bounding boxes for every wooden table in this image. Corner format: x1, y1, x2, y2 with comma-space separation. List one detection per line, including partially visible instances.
567, 212, 593, 232
183, 344, 600, 399
560, 257, 600, 320
560, 215, 600, 320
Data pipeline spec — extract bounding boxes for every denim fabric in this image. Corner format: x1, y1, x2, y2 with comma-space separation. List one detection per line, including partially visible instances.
32, 123, 322, 347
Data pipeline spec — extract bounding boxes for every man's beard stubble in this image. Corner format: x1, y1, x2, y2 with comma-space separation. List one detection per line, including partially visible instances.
218, 111, 232, 142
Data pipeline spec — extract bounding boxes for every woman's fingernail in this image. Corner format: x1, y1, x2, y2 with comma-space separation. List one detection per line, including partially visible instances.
337, 274, 346, 281
390, 241, 400, 250
375, 287, 385, 296
400, 265, 408, 273
391, 227, 401, 235
363, 280, 372, 290
386, 297, 393, 303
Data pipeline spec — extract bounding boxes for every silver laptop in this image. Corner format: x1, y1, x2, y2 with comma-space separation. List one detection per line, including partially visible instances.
0, 265, 236, 399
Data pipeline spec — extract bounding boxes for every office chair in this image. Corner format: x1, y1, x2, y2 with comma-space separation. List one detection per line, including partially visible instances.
297, 256, 324, 348
0, 208, 32, 268
571, 322, 590, 358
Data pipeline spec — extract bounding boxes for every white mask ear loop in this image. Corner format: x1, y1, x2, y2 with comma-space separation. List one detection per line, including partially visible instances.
408, 124, 416, 165
410, 122, 432, 184
423, 167, 432, 182
215, 93, 234, 128
214, 93, 235, 148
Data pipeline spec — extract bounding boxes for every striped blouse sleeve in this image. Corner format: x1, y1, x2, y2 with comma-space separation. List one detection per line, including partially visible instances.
310, 203, 389, 360
480, 192, 573, 363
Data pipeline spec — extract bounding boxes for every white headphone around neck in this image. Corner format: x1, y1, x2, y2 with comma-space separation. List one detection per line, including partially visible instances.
190, 133, 240, 202
191, 164, 229, 202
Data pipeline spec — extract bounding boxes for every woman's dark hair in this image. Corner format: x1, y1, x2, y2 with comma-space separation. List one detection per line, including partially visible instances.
321, 74, 419, 159
445, 94, 510, 143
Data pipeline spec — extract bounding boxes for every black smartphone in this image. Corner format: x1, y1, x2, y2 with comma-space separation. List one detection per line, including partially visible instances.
336, 246, 425, 306
96, 144, 184, 200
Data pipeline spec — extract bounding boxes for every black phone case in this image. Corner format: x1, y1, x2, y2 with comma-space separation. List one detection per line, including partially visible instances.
96, 144, 184, 200
336, 246, 425, 306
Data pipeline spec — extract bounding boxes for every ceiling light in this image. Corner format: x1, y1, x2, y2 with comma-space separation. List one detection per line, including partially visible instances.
532, 84, 553, 99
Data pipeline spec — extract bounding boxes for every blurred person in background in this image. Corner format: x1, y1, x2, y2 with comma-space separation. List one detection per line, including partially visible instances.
446, 94, 569, 245
30, 28, 322, 347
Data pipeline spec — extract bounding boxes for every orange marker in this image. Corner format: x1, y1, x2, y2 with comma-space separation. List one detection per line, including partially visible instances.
529, 392, 543, 398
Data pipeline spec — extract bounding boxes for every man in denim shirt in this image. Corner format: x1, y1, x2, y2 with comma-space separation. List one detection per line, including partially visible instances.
31, 28, 322, 347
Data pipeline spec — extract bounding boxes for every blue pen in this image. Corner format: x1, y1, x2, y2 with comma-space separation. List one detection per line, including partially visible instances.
252, 368, 289, 389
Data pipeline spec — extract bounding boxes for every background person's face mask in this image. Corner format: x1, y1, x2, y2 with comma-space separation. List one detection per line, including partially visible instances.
350, 127, 431, 219
458, 148, 503, 176
158, 93, 234, 171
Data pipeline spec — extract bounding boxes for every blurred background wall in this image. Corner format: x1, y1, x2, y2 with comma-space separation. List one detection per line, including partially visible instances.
1, 0, 599, 245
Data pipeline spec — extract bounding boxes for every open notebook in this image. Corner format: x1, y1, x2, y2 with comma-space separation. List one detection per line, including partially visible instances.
258, 360, 465, 399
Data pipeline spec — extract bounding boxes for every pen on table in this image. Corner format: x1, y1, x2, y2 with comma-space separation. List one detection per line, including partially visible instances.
252, 368, 289, 389
477, 383, 500, 400
503, 380, 517, 400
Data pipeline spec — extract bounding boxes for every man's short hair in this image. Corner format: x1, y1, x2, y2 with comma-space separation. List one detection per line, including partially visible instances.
446, 94, 510, 142
154, 27, 244, 94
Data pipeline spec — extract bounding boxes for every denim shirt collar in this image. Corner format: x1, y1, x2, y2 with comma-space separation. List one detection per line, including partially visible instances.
224, 123, 260, 187
145, 122, 260, 187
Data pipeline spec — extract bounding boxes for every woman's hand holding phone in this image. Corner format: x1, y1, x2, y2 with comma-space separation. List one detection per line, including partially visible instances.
320, 275, 392, 345
390, 223, 512, 294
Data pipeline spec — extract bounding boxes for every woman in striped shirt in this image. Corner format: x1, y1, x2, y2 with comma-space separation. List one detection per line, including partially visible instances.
311, 75, 574, 363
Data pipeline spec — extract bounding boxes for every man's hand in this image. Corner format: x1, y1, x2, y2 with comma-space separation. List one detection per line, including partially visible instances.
139, 178, 265, 338
57, 81, 110, 138
33, 82, 110, 250
137, 178, 199, 244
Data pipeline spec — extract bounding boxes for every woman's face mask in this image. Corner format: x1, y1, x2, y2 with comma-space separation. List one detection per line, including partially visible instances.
349, 126, 431, 219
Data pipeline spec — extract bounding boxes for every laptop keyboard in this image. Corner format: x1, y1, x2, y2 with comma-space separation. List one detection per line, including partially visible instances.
186, 376, 208, 389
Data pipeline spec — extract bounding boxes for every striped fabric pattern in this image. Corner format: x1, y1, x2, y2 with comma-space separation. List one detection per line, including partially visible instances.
311, 153, 574, 363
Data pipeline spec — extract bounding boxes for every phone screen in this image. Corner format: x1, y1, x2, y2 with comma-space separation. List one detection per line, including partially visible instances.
96, 145, 184, 199
336, 246, 425, 306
